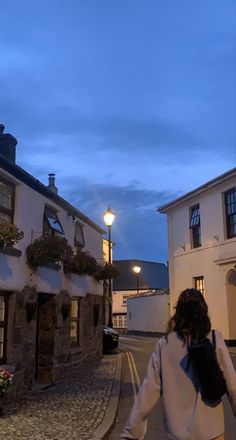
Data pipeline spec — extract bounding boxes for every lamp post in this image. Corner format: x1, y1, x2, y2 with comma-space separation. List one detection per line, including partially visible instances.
133, 265, 141, 295
103, 206, 115, 328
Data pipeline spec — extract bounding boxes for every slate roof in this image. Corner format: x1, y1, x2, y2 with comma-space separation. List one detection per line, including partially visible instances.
113, 259, 169, 291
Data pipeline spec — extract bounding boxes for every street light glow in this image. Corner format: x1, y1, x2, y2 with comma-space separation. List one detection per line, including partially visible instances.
103, 205, 115, 227
133, 265, 141, 274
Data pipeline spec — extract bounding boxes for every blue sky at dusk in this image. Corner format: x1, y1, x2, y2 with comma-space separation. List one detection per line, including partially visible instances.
0, 1, 236, 262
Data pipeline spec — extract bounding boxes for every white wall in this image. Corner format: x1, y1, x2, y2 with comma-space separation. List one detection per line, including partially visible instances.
165, 174, 236, 340
127, 293, 170, 333
0, 168, 103, 296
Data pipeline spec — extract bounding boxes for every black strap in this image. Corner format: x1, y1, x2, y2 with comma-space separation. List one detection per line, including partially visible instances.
212, 329, 216, 350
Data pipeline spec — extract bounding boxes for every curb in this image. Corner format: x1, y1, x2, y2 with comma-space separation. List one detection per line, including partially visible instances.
93, 352, 122, 440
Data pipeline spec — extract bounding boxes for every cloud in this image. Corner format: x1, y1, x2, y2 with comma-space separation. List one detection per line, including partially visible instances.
59, 178, 175, 261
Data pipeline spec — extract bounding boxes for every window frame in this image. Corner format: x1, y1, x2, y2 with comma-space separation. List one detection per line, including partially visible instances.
122, 295, 128, 306
189, 204, 201, 248
0, 175, 15, 223
43, 205, 64, 235
70, 297, 81, 346
0, 293, 9, 364
194, 276, 205, 297
224, 187, 236, 239
74, 221, 85, 248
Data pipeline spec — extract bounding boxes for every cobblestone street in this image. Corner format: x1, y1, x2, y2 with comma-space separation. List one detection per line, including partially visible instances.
0, 358, 117, 440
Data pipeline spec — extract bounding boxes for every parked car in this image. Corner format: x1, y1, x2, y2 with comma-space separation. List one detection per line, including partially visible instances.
103, 326, 119, 351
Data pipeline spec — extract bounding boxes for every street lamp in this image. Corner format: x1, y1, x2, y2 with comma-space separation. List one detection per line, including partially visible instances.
133, 265, 141, 295
103, 205, 115, 327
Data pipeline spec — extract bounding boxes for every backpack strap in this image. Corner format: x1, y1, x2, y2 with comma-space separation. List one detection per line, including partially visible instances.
212, 329, 216, 350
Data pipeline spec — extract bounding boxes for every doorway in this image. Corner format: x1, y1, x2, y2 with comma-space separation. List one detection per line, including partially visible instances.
35, 293, 56, 382
226, 269, 236, 341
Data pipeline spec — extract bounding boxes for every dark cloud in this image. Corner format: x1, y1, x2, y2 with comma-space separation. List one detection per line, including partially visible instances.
60, 178, 177, 261
0, 0, 235, 260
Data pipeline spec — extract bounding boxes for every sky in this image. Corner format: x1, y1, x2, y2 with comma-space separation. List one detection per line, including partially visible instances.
0, 1, 236, 263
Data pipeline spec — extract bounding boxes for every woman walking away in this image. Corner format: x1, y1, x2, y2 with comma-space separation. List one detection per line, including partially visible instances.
121, 288, 236, 440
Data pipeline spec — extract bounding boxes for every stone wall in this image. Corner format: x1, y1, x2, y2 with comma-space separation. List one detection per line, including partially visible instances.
54, 293, 103, 379
6, 286, 38, 398
2, 287, 104, 398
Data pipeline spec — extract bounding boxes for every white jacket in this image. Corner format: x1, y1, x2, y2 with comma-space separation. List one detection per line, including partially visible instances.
121, 331, 236, 440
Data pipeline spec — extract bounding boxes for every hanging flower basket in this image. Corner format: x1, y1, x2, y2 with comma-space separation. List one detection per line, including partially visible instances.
95, 262, 120, 281
0, 219, 24, 249
26, 235, 73, 270
64, 248, 98, 276
0, 368, 13, 416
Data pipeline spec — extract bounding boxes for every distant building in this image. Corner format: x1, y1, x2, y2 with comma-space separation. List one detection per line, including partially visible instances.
127, 289, 169, 335
0, 123, 105, 396
112, 259, 169, 331
159, 167, 236, 345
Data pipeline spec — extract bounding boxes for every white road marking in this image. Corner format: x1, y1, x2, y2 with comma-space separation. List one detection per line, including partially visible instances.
126, 351, 141, 403
128, 351, 141, 389
126, 352, 137, 400
120, 336, 141, 341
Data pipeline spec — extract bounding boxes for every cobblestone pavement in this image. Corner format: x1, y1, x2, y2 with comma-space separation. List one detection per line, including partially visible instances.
0, 358, 117, 440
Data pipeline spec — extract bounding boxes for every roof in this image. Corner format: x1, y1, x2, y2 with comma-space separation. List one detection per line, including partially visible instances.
113, 259, 169, 291
0, 154, 105, 234
158, 167, 236, 213
127, 288, 169, 300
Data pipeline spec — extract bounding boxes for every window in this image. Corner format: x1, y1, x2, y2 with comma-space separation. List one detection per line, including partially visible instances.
113, 314, 127, 328
122, 295, 128, 306
194, 276, 205, 296
74, 221, 85, 247
0, 294, 8, 363
225, 188, 236, 239
43, 206, 64, 235
190, 204, 201, 248
118, 316, 123, 328
0, 176, 14, 223
70, 298, 80, 345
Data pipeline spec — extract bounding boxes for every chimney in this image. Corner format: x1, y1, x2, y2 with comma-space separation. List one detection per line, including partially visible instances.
47, 173, 58, 194
0, 124, 18, 164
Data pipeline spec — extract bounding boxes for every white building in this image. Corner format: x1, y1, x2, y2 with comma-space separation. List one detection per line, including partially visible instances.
112, 259, 168, 331
0, 123, 105, 393
127, 289, 169, 335
159, 168, 236, 345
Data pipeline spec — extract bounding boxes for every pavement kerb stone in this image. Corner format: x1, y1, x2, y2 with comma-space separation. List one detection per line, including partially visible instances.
93, 352, 122, 440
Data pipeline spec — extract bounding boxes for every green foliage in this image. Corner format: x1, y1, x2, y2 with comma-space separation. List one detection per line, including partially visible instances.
26, 234, 73, 270
64, 248, 98, 276
0, 219, 24, 248
95, 262, 120, 281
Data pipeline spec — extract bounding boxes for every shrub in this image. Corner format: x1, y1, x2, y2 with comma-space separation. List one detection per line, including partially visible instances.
0, 219, 24, 248
26, 235, 73, 270
64, 248, 98, 276
95, 262, 120, 281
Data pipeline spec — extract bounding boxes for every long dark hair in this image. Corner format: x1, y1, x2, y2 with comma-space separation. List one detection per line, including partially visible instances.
166, 288, 211, 343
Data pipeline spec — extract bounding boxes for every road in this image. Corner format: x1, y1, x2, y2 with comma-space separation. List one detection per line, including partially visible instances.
105, 335, 236, 440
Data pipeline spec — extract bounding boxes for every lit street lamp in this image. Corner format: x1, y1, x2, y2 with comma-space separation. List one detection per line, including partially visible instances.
133, 265, 141, 295
103, 205, 115, 327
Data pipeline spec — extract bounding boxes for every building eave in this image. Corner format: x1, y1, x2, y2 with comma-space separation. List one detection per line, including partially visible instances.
0, 155, 106, 234
158, 167, 236, 213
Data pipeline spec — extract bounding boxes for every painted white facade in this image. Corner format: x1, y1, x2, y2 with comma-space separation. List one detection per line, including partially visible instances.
159, 169, 236, 342
113, 289, 149, 315
127, 292, 170, 333
0, 167, 104, 296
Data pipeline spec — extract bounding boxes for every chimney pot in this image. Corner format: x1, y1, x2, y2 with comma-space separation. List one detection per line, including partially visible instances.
47, 173, 58, 194
0, 124, 17, 163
